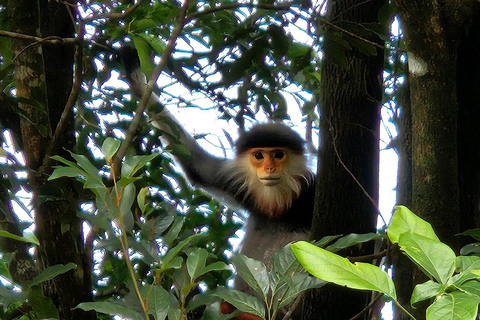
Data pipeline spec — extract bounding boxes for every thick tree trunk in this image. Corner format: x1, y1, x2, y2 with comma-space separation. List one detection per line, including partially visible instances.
457, 4, 480, 237
392, 1, 476, 319
305, 1, 385, 319
9, 1, 95, 319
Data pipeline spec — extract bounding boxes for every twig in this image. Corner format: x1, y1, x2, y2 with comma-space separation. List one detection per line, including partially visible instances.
320, 18, 386, 50
186, 1, 298, 22
40, 22, 85, 173
112, 0, 190, 174
347, 249, 387, 263
349, 292, 383, 320
281, 292, 305, 320
0, 30, 77, 44
83, 0, 146, 22
331, 132, 386, 225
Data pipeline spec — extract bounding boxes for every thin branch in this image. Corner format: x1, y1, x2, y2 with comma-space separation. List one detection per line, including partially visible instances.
347, 249, 387, 263
331, 132, 386, 225
83, 0, 146, 22
281, 292, 305, 320
112, 0, 190, 174
40, 22, 86, 173
0, 30, 77, 44
320, 18, 386, 50
349, 292, 383, 320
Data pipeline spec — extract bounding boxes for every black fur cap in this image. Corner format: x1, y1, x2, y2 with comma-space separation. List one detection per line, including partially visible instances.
235, 123, 305, 154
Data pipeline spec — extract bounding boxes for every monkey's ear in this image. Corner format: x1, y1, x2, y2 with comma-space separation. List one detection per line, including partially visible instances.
220, 302, 263, 320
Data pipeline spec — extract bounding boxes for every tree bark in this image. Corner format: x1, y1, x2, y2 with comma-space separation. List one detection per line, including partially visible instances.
392, 1, 477, 319
8, 1, 95, 319
305, 0, 385, 319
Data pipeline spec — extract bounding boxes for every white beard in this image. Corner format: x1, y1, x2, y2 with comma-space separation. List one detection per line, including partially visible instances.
220, 153, 311, 218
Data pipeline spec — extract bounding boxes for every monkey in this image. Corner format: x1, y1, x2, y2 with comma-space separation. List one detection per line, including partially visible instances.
120, 47, 315, 319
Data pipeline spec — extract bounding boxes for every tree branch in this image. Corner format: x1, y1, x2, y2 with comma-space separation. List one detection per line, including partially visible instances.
112, 0, 190, 174
186, 1, 299, 22
83, 0, 147, 22
0, 30, 77, 44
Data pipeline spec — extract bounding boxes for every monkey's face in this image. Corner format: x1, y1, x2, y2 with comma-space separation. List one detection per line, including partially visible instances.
249, 147, 289, 186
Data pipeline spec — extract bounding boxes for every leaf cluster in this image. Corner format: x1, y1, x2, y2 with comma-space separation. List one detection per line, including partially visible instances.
293, 206, 480, 320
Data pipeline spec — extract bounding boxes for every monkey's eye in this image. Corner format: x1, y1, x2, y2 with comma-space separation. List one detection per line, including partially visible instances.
253, 152, 264, 160
274, 151, 285, 159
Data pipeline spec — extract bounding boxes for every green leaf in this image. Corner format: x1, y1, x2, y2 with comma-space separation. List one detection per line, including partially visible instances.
0, 230, 39, 246
453, 256, 480, 286
313, 234, 343, 247
292, 241, 396, 299
162, 216, 184, 245
0, 260, 11, 280
75, 301, 144, 320
411, 280, 443, 305
137, 187, 149, 214
102, 137, 121, 162
49, 166, 85, 180
326, 233, 382, 252
426, 291, 480, 320
186, 291, 222, 312
70, 153, 104, 189
271, 245, 303, 277
187, 248, 208, 280
27, 286, 59, 319
399, 233, 455, 285
277, 273, 325, 308
459, 228, 480, 241
121, 154, 158, 179
214, 287, 265, 319
388, 206, 439, 244
198, 261, 230, 277
231, 254, 269, 300
458, 280, 480, 298
29, 263, 77, 288
148, 285, 170, 320
119, 183, 135, 232
161, 234, 200, 271
131, 33, 155, 78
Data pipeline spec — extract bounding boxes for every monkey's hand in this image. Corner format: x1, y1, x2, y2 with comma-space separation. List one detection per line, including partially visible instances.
220, 302, 264, 320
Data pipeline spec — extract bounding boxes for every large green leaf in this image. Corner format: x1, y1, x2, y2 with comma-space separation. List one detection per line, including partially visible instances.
277, 273, 325, 308
388, 206, 439, 244
214, 287, 265, 319
325, 233, 382, 252
230, 254, 269, 300
292, 241, 396, 299
0, 230, 39, 246
75, 301, 144, 320
147, 285, 170, 320
399, 233, 455, 285
411, 280, 443, 305
187, 247, 208, 280
452, 256, 480, 286
426, 291, 480, 320
29, 263, 77, 288
458, 280, 480, 298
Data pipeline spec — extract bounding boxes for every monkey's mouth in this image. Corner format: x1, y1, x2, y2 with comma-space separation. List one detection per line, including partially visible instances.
259, 177, 281, 186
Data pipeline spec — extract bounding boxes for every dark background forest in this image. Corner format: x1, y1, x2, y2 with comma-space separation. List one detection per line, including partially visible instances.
1, 0, 480, 320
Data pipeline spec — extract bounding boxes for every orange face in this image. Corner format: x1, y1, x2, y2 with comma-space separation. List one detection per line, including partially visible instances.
249, 147, 288, 186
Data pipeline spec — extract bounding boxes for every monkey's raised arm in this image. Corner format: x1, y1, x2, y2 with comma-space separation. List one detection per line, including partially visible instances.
120, 47, 227, 189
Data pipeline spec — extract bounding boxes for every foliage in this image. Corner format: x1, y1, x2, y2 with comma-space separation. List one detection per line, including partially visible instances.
293, 206, 480, 320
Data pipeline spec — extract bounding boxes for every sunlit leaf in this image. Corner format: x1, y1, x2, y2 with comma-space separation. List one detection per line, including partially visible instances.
292, 241, 396, 299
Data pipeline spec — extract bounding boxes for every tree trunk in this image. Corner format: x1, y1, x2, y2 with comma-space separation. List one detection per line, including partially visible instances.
8, 1, 95, 319
457, 4, 480, 237
305, 0, 385, 319
392, 1, 476, 319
